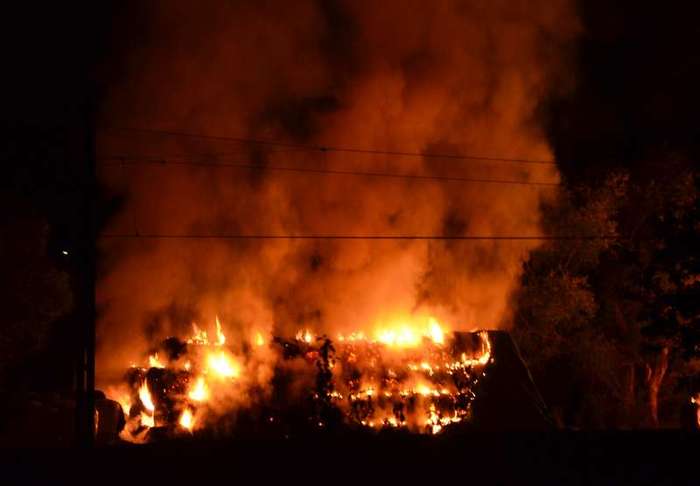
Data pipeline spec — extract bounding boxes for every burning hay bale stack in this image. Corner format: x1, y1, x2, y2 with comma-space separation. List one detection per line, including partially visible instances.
272, 329, 493, 434
106, 316, 546, 443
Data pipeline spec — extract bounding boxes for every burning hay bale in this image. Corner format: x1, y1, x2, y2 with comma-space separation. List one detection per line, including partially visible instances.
105, 317, 533, 443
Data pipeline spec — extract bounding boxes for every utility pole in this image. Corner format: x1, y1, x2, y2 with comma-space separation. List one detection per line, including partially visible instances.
75, 92, 96, 447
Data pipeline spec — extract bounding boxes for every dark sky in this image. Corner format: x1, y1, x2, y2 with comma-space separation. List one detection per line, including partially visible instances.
546, 0, 700, 182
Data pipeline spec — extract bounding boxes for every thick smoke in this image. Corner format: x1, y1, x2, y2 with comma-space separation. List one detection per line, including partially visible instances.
97, 0, 578, 382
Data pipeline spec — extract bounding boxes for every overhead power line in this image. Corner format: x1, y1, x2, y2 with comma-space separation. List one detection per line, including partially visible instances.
100, 156, 560, 187
100, 233, 618, 241
99, 126, 557, 166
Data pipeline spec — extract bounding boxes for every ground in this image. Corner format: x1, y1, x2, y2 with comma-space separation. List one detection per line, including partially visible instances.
3, 432, 698, 484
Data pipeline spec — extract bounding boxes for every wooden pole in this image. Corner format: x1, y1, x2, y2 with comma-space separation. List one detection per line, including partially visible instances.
76, 94, 96, 447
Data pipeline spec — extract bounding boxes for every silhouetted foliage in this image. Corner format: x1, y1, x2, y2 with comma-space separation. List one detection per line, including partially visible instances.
514, 165, 700, 428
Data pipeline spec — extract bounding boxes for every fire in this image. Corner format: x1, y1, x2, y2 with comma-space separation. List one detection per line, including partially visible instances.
340, 315, 450, 348
186, 317, 228, 346
188, 323, 208, 345
254, 332, 265, 347
148, 353, 165, 369
206, 350, 239, 378
108, 314, 494, 443
179, 408, 194, 431
141, 412, 155, 428
337, 316, 448, 348
427, 318, 444, 345
457, 331, 492, 367
138, 380, 154, 413
215, 316, 226, 346
296, 329, 313, 343
375, 327, 419, 347
107, 388, 132, 416
188, 376, 209, 402
138, 380, 156, 429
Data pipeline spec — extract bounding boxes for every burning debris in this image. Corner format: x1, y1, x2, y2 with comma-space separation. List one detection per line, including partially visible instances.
107, 317, 494, 443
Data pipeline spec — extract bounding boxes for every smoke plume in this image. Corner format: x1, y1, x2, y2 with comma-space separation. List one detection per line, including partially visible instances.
96, 0, 578, 382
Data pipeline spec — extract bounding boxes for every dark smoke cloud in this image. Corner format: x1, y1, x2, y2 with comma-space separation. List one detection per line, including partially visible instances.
96, 0, 578, 381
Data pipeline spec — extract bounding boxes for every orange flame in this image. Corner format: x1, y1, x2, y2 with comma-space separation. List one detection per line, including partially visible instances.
179, 408, 195, 431
206, 350, 239, 378
148, 353, 165, 369
215, 316, 226, 346
188, 376, 209, 402
254, 332, 265, 347
138, 380, 154, 413
188, 322, 208, 345
296, 329, 313, 343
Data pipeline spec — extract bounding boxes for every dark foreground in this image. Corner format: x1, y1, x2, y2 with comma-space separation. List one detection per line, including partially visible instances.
3, 431, 699, 484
